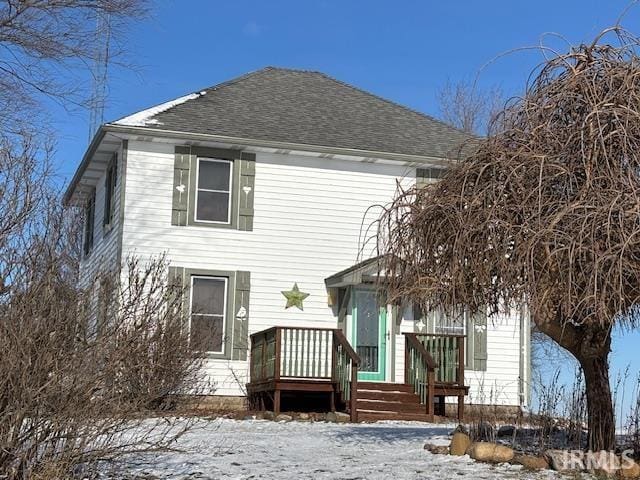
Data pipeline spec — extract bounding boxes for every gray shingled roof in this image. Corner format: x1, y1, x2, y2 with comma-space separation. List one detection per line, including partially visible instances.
111, 67, 472, 159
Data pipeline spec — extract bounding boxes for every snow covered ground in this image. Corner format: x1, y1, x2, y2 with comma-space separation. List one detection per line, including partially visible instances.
105, 419, 566, 479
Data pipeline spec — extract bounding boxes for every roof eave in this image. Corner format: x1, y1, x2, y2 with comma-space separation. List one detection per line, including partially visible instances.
62, 127, 107, 206
64, 123, 459, 206
103, 124, 457, 166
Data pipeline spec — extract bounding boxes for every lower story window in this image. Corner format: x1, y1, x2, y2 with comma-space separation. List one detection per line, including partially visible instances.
190, 275, 228, 354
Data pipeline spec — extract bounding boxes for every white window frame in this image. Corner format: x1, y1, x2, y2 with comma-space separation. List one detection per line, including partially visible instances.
189, 275, 228, 355
194, 157, 233, 224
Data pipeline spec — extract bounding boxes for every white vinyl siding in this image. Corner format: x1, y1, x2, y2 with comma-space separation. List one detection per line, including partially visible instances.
78, 143, 123, 287
119, 139, 525, 405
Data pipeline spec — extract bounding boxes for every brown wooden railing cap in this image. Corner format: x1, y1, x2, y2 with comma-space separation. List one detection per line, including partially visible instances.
333, 329, 361, 366
405, 333, 438, 370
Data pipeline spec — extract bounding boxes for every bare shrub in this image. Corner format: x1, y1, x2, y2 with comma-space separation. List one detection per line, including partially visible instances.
0, 138, 204, 479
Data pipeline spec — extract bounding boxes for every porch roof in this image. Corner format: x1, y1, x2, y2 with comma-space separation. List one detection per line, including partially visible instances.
324, 256, 385, 288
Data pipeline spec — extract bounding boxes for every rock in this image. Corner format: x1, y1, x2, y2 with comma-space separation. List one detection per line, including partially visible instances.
450, 431, 471, 456
275, 414, 293, 422
512, 454, 549, 470
297, 412, 311, 421
242, 415, 255, 421
326, 411, 350, 423
263, 411, 275, 420
545, 449, 584, 472
497, 425, 516, 437
619, 460, 640, 479
424, 443, 449, 455
467, 442, 514, 463
454, 424, 469, 434
585, 450, 620, 476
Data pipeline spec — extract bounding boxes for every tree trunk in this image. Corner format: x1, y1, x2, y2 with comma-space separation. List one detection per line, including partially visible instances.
577, 351, 616, 451
536, 317, 615, 451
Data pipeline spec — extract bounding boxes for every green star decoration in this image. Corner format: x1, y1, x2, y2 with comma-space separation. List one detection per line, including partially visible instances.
281, 283, 310, 310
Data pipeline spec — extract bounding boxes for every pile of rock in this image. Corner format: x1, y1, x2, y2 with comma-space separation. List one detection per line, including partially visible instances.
424, 427, 640, 479
250, 411, 351, 423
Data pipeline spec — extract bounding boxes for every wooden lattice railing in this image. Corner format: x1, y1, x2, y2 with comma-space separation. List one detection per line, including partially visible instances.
404, 333, 466, 415
249, 326, 360, 419
404, 333, 437, 415
415, 333, 465, 385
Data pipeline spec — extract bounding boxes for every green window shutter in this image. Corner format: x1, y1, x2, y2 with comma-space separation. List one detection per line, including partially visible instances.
237, 152, 256, 231
232, 271, 251, 360
83, 192, 95, 256
471, 310, 488, 371
416, 167, 446, 188
103, 153, 118, 227
172, 146, 192, 226
167, 266, 186, 320
168, 266, 185, 289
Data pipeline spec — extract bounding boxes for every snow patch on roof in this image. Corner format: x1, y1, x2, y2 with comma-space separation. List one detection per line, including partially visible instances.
112, 92, 202, 127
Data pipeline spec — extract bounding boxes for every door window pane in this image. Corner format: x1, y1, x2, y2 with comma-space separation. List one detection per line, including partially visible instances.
355, 291, 379, 372
190, 276, 227, 353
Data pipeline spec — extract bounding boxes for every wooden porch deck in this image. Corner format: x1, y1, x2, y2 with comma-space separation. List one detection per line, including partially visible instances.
246, 326, 469, 422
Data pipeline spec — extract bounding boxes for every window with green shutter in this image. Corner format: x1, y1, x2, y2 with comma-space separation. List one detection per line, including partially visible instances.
103, 154, 117, 229
414, 305, 487, 371
171, 146, 255, 230
83, 191, 95, 257
169, 266, 251, 360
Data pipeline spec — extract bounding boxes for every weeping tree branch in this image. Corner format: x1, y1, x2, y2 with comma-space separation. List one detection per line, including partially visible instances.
378, 26, 640, 451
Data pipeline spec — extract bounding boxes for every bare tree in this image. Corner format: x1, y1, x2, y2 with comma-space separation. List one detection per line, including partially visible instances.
0, 0, 147, 131
378, 27, 640, 451
436, 79, 503, 135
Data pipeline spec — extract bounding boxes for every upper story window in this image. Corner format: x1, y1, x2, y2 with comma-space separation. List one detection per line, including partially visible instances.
103, 155, 117, 228
190, 275, 228, 354
172, 146, 255, 230
83, 191, 95, 256
194, 158, 232, 224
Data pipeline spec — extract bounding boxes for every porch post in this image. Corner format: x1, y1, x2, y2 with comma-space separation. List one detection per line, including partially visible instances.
426, 370, 435, 416
350, 363, 358, 422
274, 389, 281, 415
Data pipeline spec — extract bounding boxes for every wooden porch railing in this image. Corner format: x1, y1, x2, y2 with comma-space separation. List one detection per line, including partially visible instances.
249, 326, 360, 420
415, 333, 465, 385
404, 333, 437, 415
404, 333, 466, 415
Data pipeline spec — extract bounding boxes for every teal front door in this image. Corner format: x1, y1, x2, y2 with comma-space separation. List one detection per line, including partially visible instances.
351, 289, 387, 381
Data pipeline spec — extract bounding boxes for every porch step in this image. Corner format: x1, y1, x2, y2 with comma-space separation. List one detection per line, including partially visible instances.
357, 382, 414, 393
357, 389, 420, 402
357, 410, 435, 423
355, 382, 432, 422
357, 399, 426, 414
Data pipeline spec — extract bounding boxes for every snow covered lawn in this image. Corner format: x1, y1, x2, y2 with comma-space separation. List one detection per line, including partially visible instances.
107, 419, 565, 479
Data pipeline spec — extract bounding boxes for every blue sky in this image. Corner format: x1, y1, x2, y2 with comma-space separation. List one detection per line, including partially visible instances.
52, 0, 640, 416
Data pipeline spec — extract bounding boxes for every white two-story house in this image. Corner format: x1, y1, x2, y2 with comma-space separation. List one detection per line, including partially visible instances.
64, 67, 531, 421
